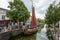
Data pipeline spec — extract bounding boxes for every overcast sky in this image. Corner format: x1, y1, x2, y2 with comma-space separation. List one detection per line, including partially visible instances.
0, 0, 60, 19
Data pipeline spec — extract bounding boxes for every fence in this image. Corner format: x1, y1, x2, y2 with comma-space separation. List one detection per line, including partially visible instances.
51, 29, 60, 40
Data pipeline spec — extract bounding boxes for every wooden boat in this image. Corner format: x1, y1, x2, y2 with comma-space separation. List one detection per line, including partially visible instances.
24, 27, 38, 35
23, 1, 38, 35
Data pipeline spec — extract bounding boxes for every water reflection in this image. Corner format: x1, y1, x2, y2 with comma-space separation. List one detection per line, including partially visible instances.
36, 24, 49, 40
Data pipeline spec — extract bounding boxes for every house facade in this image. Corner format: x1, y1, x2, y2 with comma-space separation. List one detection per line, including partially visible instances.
0, 8, 11, 32
0, 8, 9, 20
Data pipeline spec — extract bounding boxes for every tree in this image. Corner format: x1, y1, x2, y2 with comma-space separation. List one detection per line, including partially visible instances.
37, 18, 44, 23
6, 0, 30, 23
45, 1, 60, 27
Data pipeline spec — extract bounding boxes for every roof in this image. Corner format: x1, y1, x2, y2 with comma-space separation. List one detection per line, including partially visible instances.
0, 7, 9, 10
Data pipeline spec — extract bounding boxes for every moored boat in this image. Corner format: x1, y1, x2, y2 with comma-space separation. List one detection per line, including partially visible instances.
23, 0, 38, 35
24, 27, 38, 35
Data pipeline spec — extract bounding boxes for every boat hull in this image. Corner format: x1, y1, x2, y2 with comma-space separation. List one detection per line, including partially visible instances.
24, 27, 38, 35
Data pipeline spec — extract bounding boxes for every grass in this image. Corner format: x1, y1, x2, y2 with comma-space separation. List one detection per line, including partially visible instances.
9, 33, 37, 40
17, 34, 36, 40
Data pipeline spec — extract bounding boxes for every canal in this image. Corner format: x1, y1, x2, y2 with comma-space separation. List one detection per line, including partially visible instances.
36, 24, 49, 40
10, 25, 49, 40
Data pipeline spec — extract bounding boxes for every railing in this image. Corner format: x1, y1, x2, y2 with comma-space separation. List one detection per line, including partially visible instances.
0, 24, 23, 34
51, 28, 60, 40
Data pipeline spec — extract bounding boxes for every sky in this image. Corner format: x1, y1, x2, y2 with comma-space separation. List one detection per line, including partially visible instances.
0, 0, 60, 19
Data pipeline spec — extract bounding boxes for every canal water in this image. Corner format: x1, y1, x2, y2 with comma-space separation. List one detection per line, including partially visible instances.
10, 24, 49, 40
36, 24, 49, 40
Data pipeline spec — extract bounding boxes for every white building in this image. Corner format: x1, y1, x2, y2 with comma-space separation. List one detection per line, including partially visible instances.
0, 8, 10, 32
0, 8, 9, 20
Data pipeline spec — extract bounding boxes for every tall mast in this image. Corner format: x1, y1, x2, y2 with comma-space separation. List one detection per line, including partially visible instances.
32, 0, 33, 7
31, 0, 37, 28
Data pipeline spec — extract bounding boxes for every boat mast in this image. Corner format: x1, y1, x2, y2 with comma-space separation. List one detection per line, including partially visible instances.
31, 0, 37, 28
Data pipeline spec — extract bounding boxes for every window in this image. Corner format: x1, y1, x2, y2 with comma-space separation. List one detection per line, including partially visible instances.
0, 10, 6, 14
2, 15, 5, 20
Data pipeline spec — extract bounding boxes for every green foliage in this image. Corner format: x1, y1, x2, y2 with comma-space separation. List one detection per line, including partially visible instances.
46, 28, 53, 40
45, 2, 60, 25
6, 0, 30, 22
37, 18, 44, 23
9, 33, 36, 40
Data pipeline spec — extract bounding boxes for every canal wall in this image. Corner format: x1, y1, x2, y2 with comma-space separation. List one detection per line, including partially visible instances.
51, 31, 57, 40
50, 29, 58, 40
0, 32, 10, 40
0, 29, 22, 40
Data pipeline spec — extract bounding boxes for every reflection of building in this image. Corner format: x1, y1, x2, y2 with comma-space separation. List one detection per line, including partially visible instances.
0, 8, 10, 32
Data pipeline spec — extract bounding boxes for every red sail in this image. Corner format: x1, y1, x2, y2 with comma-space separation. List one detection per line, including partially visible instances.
31, 7, 37, 28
